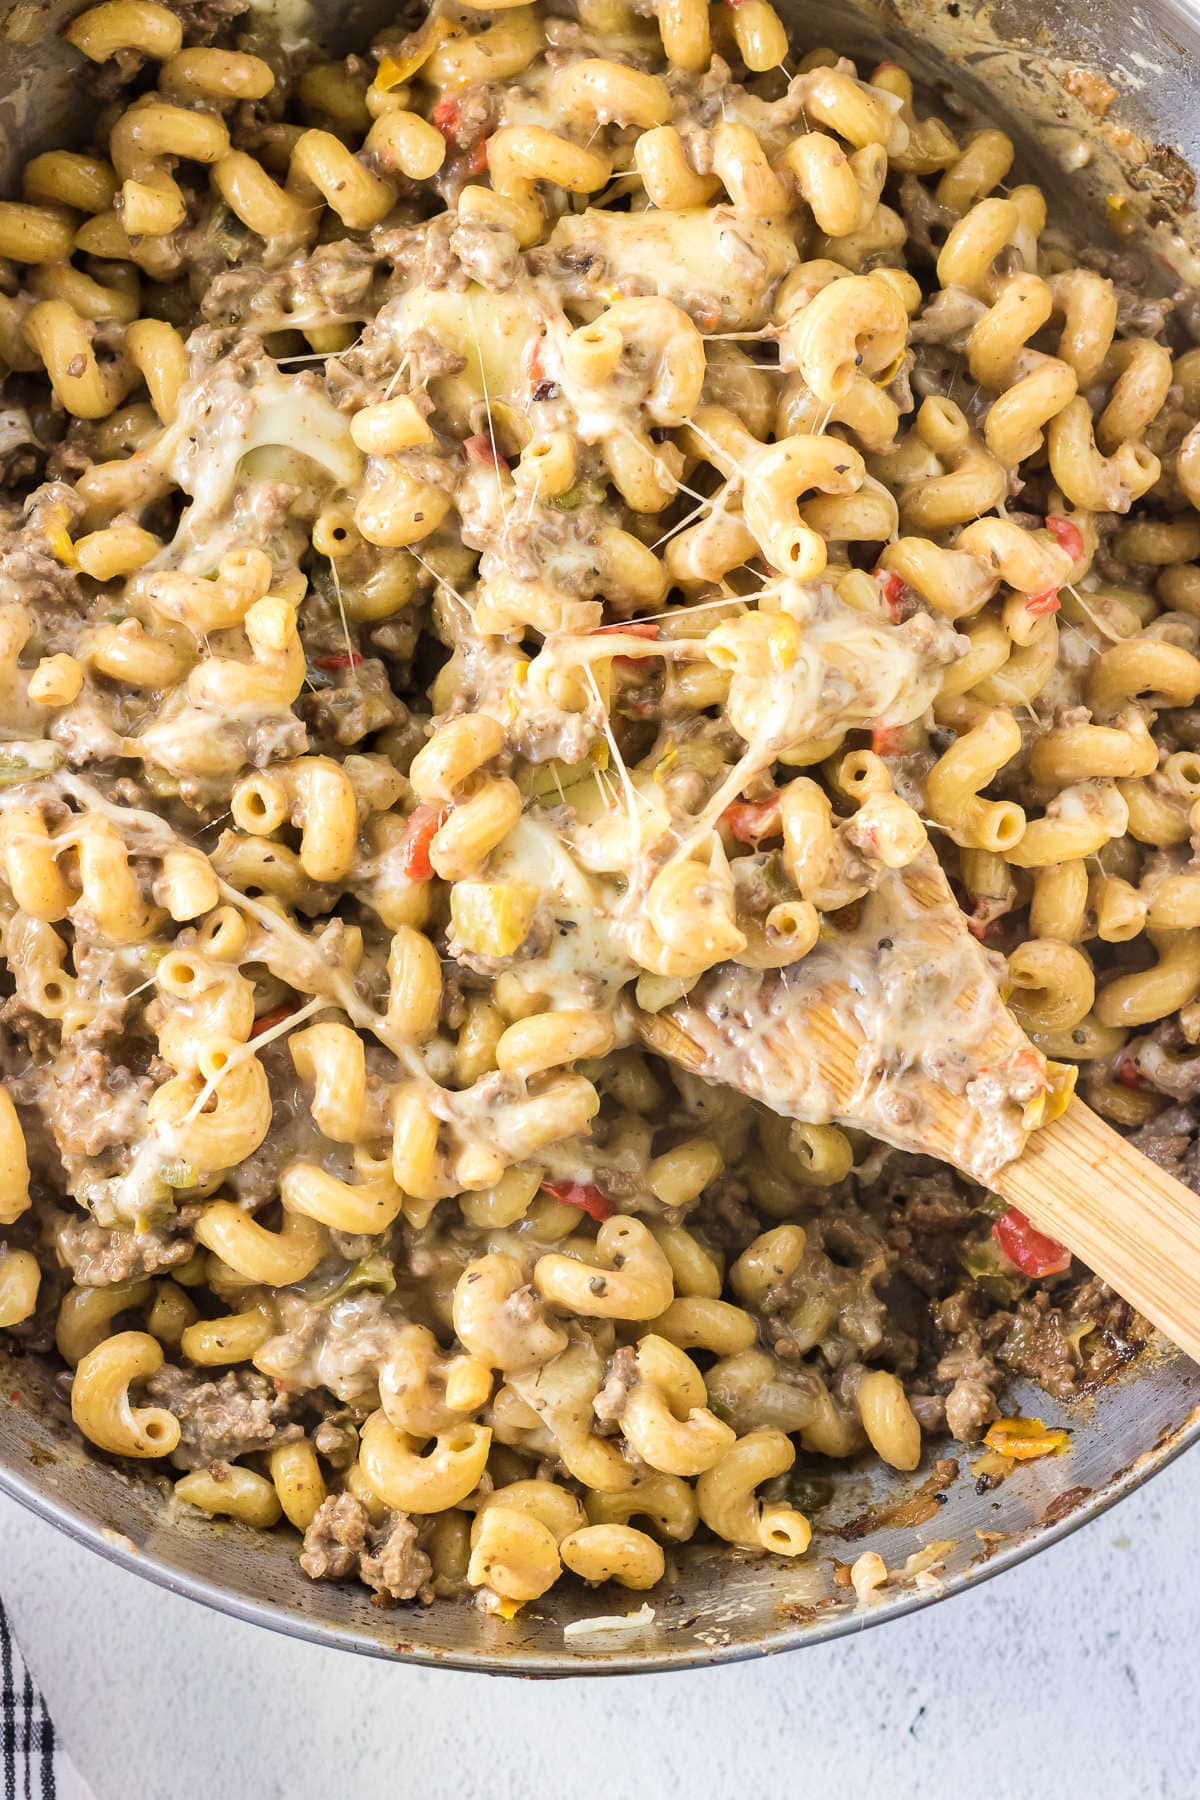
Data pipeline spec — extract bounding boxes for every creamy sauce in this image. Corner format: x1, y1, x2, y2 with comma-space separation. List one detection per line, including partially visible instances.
546, 206, 800, 331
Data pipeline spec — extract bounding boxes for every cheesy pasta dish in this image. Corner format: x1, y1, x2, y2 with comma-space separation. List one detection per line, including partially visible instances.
0, 0, 1192, 1612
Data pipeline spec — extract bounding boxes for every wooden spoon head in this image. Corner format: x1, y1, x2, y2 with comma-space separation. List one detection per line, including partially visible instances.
636, 850, 1074, 1185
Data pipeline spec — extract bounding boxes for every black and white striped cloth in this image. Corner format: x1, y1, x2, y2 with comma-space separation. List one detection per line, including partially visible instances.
1, 1598, 93, 1800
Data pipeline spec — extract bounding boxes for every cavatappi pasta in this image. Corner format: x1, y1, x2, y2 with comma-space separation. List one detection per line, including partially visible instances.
0, 0, 1188, 1614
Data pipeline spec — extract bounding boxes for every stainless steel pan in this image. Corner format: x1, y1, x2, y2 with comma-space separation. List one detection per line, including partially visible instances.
1, 0, 1198, 1675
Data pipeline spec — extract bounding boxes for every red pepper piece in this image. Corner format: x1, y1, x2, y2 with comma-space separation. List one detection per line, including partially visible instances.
541, 1179, 614, 1222
877, 568, 906, 622
1114, 1050, 1145, 1089
992, 1206, 1072, 1277
1046, 516, 1084, 563
871, 723, 905, 757
1025, 588, 1061, 616
463, 136, 490, 177
314, 650, 363, 670
431, 101, 489, 173
526, 334, 556, 398
723, 796, 782, 844
464, 432, 509, 470
594, 619, 660, 667
398, 802, 451, 882
432, 96, 461, 137
251, 1003, 299, 1038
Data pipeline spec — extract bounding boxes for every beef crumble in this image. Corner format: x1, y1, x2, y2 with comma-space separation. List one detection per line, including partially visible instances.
300, 1494, 433, 1603
144, 1366, 300, 1469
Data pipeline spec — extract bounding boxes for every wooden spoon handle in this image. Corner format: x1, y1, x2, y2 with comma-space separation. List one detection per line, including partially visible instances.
638, 1006, 1200, 1361
997, 1097, 1200, 1365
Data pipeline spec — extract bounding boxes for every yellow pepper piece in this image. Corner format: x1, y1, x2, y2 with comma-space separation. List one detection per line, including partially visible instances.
874, 350, 907, 388
971, 1447, 1015, 1482
1104, 193, 1136, 237
44, 507, 76, 567
1046, 1059, 1078, 1122
983, 1416, 1070, 1461
450, 879, 539, 958
373, 15, 454, 89
1020, 1058, 1077, 1132
764, 613, 800, 670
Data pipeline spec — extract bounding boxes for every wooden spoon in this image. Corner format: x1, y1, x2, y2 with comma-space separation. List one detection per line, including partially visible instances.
636, 848, 1200, 1364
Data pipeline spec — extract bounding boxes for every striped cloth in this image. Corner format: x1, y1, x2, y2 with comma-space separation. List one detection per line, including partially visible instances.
1, 1599, 93, 1800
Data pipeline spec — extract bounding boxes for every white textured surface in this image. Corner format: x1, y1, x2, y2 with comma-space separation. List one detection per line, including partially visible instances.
2, 1451, 1197, 1800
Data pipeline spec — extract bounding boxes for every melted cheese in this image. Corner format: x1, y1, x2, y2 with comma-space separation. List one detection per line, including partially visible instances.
385, 281, 566, 433
718, 579, 964, 754
547, 206, 799, 330
148, 365, 361, 568
246, 0, 318, 54
489, 815, 637, 1009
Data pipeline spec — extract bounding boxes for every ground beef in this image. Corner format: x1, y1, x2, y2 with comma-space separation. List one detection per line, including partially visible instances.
300, 1494, 433, 1602
886, 1165, 978, 1234
145, 1366, 299, 1469
443, 221, 521, 293
359, 1510, 434, 1603
908, 1392, 947, 1432
699, 1184, 764, 1252
253, 1291, 409, 1401
367, 615, 422, 670
0, 406, 42, 487
391, 210, 459, 286
0, 520, 85, 629
41, 1046, 155, 1163
1177, 287, 1200, 344
881, 1163, 983, 1299
312, 1417, 359, 1469
201, 239, 381, 331
171, 0, 250, 44
937, 1339, 1003, 1440
998, 1283, 1145, 1400
299, 1492, 367, 1580
43, 429, 97, 484
56, 1216, 193, 1287
1061, 1279, 1146, 1377
898, 174, 955, 263
593, 1346, 638, 1428
297, 661, 407, 747
0, 999, 57, 1068
508, 703, 599, 767
998, 1295, 1077, 1400
1130, 1026, 1200, 1103
245, 711, 308, 768
1126, 1102, 1200, 1188
909, 287, 986, 350
1114, 290, 1174, 338
942, 1372, 999, 1441
325, 308, 465, 415
88, 47, 148, 100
